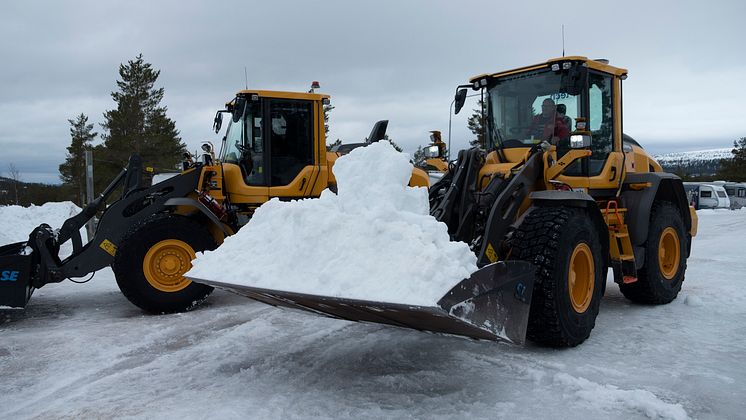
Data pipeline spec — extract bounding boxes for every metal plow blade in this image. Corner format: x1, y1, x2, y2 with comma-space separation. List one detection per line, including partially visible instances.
189, 261, 535, 344
0, 242, 35, 308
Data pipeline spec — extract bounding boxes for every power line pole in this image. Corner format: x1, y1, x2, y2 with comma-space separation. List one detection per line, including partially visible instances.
85, 150, 95, 241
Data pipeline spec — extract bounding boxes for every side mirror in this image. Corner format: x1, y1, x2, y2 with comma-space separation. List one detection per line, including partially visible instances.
454, 88, 467, 115
569, 134, 592, 149
232, 97, 246, 123
213, 112, 223, 133
367, 120, 389, 143
424, 145, 440, 158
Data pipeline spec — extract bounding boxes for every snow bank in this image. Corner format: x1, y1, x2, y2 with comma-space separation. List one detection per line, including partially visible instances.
188, 141, 478, 306
0, 201, 81, 246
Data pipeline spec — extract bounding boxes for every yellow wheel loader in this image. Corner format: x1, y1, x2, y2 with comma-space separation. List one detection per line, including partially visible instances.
418, 130, 449, 172
0, 57, 696, 347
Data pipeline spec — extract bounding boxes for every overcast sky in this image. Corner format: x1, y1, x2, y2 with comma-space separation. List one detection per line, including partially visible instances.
1, 0, 744, 183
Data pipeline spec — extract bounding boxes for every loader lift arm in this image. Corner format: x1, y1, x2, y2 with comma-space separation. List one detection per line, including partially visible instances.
1, 155, 204, 308
429, 145, 544, 267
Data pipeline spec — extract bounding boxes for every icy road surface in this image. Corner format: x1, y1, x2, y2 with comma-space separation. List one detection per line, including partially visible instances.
2, 209, 745, 419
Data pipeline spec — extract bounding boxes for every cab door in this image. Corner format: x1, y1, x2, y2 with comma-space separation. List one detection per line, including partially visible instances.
220, 96, 270, 204
556, 71, 624, 196
266, 98, 320, 198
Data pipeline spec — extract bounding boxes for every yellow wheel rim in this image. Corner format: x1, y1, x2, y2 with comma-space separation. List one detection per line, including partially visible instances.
568, 243, 595, 313
143, 239, 196, 293
658, 227, 681, 280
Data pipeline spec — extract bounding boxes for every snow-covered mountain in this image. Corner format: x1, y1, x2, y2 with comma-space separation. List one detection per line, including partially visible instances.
653, 148, 732, 176
653, 148, 732, 164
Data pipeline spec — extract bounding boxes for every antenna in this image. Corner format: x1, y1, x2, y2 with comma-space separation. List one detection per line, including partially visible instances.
244, 66, 248, 89
562, 24, 565, 57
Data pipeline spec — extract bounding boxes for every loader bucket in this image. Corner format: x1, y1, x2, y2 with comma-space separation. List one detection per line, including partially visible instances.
0, 242, 35, 308
189, 260, 535, 344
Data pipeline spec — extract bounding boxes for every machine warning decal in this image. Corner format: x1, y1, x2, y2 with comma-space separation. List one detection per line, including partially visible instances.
485, 243, 498, 263
100, 239, 118, 257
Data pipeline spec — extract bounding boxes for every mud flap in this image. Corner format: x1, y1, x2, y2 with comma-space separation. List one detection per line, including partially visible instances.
189, 261, 535, 344
0, 242, 35, 308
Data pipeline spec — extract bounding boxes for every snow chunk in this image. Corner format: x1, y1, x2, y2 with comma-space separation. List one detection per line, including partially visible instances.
683, 294, 703, 307
188, 141, 478, 306
554, 373, 689, 420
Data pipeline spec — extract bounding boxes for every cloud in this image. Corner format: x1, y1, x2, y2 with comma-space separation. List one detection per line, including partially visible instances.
1, 0, 744, 183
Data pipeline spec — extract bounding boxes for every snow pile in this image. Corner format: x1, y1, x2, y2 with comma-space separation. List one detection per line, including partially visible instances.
188, 141, 478, 306
0, 201, 81, 246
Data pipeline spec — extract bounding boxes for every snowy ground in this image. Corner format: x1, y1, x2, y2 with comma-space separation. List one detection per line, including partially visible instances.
2, 209, 745, 419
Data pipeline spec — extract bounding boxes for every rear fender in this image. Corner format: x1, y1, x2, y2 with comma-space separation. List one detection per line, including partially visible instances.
621, 173, 693, 256
164, 197, 231, 242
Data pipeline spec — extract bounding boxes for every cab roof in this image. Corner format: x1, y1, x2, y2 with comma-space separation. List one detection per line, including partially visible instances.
469, 56, 628, 83
234, 90, 330, 101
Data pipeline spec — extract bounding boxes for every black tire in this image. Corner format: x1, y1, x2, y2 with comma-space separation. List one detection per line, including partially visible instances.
619, 202, 686, 304
511, 207, 606, 347
113, 214, 217, 314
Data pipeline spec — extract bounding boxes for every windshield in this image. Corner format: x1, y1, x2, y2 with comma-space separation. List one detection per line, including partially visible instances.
220, 97, 265, 185
486, 69, 578, 149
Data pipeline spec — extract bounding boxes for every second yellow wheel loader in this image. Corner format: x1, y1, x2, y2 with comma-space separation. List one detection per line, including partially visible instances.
0, 56, 697, 347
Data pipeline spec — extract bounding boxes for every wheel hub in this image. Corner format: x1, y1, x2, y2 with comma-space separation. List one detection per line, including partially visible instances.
658, 227, 681, 280
143, 239, 197, 292
568, 242, 594, 313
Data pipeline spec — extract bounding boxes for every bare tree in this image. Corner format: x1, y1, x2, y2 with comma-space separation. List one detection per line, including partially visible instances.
8, 163, 21, 205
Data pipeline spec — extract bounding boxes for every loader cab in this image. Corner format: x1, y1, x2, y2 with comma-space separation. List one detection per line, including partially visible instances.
476, 56, 629, 196
218, 90, 330, 204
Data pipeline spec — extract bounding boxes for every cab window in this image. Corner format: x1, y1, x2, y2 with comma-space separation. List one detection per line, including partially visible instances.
587, 72, 614, 175
268, 99, 314, 186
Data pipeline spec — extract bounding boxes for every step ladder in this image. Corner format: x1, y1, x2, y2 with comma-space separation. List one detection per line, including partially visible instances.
603, 200, 638, 284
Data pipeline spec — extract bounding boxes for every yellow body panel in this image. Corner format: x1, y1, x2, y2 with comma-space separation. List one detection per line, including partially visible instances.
625, 144, 662, 173
425, 157, 448, 172
221, 163, 270, 204
689, 207, 698, 236
410, 168, 430, 188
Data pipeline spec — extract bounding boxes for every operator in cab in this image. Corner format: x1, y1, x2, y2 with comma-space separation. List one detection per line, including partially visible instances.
527, 98, 570, 144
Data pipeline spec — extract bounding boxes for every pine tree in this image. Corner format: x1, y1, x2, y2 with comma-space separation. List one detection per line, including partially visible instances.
412, 146, 426, 168
467, 99, 487, 148
96, 54, 186, 192
385, 135, 402, 152
327, 138, 342, 151
717, 137, 746, 181
323, 102, 335, 135
7, 164, 21, 205
59, 113, 97, 205
363, 134, 402, 152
